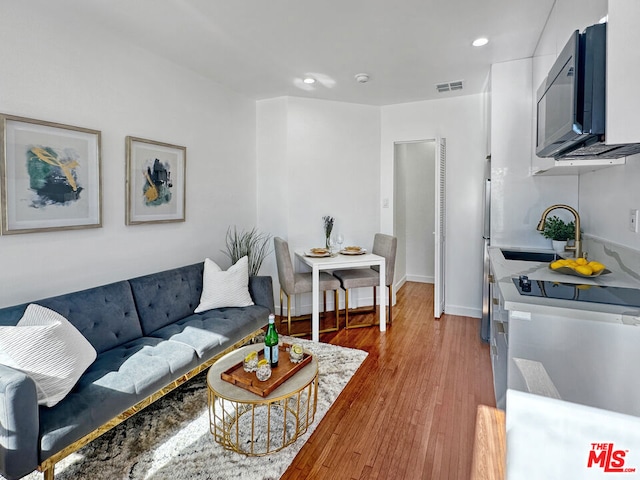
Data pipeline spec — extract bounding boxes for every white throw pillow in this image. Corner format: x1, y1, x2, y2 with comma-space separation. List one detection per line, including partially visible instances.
0, 304, 97, 407
194, 256, 254, 313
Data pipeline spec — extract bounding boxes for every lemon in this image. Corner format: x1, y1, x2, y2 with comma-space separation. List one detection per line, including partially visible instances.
575, 257, 588, 266
588, 261, 606, 273
575, 265, 593, 276
244, 350, 258, 363
257, 359, 269, 367
550, 260, 564, 270
292, 345, 303, 355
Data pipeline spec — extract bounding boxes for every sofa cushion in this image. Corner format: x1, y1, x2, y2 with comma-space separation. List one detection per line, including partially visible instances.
0, 304, 97, 407
37, 336, 198, 461
194, 257, 254, 313
129, 263, 204, 335
149, 304, 269, 359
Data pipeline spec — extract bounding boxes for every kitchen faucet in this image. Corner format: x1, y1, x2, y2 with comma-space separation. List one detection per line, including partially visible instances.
536, 204, 582, 258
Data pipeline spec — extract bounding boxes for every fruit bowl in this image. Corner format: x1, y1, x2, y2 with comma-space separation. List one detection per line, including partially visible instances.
548, 264, 611, 278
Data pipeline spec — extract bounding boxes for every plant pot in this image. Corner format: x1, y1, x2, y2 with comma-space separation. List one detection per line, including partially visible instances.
552, 240, 567, 254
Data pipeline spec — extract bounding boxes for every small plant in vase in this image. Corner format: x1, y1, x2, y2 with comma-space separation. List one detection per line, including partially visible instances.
539, 216, 575, 252
222, 226, 272, 276
322, 216, 334, 250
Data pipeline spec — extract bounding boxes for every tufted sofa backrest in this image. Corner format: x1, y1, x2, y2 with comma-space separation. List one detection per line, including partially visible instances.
0, 281, 143, 355
128, 263, 204, 335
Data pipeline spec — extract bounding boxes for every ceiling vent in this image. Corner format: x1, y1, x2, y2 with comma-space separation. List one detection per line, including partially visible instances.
436, 80, 464, 93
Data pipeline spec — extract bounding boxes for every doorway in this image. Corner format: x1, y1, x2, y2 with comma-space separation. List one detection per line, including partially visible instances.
393, 139, 445, 317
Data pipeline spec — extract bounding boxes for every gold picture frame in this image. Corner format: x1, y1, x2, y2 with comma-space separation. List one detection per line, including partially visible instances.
0, 114, 102, 235
125, 136, 186, 225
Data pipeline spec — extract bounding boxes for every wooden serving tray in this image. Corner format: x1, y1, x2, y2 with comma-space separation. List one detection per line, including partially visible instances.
220, 343, 312, 397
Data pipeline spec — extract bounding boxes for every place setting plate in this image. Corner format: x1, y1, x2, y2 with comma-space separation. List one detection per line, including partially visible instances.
340, 246, 367, 255
305, 248, 331, 257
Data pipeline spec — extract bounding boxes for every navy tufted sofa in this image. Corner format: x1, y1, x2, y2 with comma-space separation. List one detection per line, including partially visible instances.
0, 262, 274, 480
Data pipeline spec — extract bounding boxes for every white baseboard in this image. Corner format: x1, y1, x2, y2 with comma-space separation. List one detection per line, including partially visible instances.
275, 287, 481, 320
445, 304, 482, 318
406, 275, 434, 284
275, 287, 398, 316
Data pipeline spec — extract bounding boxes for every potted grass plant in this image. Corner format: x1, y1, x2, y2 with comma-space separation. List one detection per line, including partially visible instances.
539, 215, 575, 253
222, 226, 272, 276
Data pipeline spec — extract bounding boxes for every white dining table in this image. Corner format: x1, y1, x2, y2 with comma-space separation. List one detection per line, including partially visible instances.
295, 249, 386, 342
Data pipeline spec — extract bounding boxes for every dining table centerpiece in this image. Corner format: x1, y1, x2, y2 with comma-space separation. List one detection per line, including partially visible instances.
323, 215, 334, 250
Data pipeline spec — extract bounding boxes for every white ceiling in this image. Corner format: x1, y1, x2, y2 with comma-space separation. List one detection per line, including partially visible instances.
54, 0, 556, 106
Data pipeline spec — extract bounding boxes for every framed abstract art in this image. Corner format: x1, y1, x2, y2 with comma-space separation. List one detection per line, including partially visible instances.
125, 136, 186, 225
0, 114, 102, 235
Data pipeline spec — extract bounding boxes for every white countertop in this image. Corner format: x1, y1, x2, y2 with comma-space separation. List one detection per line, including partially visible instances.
489, 246, 640, 323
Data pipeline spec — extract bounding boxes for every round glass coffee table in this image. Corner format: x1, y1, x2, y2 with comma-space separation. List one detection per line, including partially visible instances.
207, 344, 318, 456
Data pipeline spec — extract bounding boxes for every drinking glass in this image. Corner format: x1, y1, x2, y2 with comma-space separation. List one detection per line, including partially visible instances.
336, 233, 344, 252
256, 362, 272, 381
329, 233, 337, 255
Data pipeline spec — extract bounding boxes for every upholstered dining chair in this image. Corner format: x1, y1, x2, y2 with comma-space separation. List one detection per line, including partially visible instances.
332, 233, 397, 329
273, 237, 341, 336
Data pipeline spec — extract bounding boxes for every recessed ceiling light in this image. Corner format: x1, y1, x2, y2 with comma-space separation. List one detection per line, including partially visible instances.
303, 77, 316, 84
472, 37, 489, 47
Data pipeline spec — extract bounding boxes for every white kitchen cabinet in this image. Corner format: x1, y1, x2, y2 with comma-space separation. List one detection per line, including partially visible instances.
489, 267, 508, 410
494, 285, 640, 417
606, 0, 640, 145
508, 309, 640, 417
489, 245, 640, 421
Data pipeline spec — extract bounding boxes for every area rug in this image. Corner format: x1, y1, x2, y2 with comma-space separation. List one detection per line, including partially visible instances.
20, 337, 367, 480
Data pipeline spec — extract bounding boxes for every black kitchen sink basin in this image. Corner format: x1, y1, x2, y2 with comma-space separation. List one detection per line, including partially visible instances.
500, 249, 559, 262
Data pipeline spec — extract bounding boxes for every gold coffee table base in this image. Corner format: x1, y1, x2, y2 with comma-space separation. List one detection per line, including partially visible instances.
207, 344, 318, 456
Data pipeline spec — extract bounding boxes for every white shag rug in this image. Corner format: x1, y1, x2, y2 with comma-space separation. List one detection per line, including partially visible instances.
20, 337, 367, 480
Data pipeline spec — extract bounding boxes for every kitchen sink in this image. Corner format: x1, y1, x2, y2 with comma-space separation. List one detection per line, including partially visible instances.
500, 249, 560, 262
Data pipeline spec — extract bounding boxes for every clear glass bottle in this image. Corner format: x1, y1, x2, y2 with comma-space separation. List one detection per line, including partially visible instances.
264, 314, 279, 367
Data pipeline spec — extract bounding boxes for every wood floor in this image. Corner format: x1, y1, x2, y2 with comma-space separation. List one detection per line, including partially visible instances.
279, 282, 496, 480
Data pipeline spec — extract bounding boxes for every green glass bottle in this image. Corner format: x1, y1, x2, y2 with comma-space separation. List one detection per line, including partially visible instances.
264, 314, 279, 367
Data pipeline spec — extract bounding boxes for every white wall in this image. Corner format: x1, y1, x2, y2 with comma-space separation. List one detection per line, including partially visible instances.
580, 158, 640, 250
0, 3, 257, 307
395, 141, 435, 285
381, 94, 487, 318
257, 97, 381, 312
491, 59, 579, 250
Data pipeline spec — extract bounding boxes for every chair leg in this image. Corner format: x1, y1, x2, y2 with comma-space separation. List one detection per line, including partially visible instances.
344, 287, 378, 329
287, 294, 293, 336
334, 289, 340, 330
280, 289, 285, 325
317, 290, 341, 334
322, 290, 328, 317
282, 290, 340, 337
345, 289, 350, 329
388, 284, 393, 324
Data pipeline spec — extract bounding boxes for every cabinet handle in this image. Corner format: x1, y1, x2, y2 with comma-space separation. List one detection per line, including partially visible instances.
493, 298, 499, 305
488, 274, 494, 283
